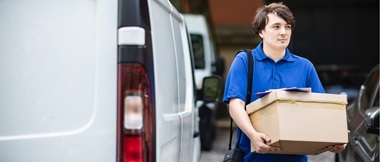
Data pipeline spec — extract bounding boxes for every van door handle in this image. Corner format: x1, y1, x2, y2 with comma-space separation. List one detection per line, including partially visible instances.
193, 131, 200, 138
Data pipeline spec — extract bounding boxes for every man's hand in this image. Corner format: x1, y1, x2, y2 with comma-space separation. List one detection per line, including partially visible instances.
325, 143, 347, 153
229, 98, 281, 154
250, 132, 281, 154
325, 130, 349, 153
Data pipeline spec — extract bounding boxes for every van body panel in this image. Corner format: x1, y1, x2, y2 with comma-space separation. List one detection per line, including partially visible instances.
1, 0, 201, 161
149, 2, 180, 157
148, 0, 199, 161
148, 0, 181, 161
0, 0, 118, 161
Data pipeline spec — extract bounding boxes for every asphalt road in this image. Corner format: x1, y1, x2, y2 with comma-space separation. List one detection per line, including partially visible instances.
200, 119, 335, 162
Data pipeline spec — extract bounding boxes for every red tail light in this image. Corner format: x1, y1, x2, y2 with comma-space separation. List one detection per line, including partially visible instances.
124, 136, 143, 162
117, 63, 153, 162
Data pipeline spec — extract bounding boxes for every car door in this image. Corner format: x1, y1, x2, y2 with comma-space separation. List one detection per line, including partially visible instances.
148, 0, 182, 161
171, 12, 198, 162
352, 67, 379, 162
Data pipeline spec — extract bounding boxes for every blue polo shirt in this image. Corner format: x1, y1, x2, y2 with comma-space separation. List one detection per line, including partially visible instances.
223, 42, 325, 162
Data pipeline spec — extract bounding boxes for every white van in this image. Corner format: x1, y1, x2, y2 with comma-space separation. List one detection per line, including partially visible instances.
0, 0, 220, 162
184, 14, 225, 151
184, 14, 224, 89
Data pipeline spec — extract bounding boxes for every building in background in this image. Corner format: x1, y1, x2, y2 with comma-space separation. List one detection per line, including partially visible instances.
175, 0, 378, 71
173, 0, 379, 118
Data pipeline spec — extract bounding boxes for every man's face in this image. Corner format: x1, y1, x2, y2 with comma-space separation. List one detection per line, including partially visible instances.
259, 13, 292, 51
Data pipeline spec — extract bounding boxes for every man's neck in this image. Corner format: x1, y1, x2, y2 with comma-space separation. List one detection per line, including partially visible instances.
262, 45, 286, 62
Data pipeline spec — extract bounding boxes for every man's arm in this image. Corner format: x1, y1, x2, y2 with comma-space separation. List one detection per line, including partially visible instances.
229, 98, 280, 153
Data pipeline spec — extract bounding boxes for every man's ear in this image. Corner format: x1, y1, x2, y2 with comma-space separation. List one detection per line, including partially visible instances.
259, 30, 264, 39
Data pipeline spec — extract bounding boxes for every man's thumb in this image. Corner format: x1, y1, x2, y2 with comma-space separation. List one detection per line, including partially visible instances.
262, 135, 271, 144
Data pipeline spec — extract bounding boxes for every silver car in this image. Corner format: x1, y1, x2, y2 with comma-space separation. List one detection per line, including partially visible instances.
336, 65, 379, 162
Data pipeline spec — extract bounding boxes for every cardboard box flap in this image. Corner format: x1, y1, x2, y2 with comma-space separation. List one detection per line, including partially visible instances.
246, 91, 347, 114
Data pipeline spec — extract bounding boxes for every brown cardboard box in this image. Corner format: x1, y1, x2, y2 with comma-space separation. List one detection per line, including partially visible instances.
246, 90, 348, 155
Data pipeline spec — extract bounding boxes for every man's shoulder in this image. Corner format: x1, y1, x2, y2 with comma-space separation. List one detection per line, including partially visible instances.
289, 53, 313, 65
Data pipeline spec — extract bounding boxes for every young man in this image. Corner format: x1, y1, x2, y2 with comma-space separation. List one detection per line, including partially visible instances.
223, 2, 346, 161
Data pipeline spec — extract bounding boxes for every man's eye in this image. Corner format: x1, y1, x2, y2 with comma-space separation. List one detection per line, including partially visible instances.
273, 26, 279, 29
285, 26, 291, 29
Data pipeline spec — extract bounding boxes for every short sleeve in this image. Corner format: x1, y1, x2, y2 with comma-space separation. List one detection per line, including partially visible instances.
223, 52, 249, 104
307, 63, 325, 93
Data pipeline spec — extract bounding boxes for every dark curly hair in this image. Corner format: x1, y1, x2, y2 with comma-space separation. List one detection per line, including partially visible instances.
252, 2, 295, 37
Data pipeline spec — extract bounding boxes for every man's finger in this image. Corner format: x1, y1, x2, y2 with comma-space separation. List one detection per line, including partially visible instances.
262, 136, 271, 144
270, 147, 281, 152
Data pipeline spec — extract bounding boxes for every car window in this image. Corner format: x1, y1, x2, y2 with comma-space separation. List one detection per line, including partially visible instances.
190, 34, 205, 69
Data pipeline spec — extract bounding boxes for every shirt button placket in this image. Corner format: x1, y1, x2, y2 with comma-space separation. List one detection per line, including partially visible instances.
273, 63, 280, 88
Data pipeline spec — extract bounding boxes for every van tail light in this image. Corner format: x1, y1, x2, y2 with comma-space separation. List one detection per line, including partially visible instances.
117, 63, 153, 162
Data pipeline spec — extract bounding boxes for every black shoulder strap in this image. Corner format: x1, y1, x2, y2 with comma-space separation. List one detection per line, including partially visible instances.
243, 49, 254, 105
228, 49, 254, 150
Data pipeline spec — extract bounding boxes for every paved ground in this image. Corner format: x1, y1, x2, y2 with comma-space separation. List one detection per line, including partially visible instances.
200, 119, 335, 162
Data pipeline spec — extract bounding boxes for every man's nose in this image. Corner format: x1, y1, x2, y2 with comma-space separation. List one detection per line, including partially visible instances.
279, 27, 286, 36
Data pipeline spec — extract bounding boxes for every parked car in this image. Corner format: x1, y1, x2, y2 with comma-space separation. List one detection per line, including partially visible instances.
184, 14, 225, 151
0, 0, 220, 162
335, 65, 379, 162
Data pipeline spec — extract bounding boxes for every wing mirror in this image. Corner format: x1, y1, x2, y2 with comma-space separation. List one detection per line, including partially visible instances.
364, 107, 379, 135
198, 75, 222, 103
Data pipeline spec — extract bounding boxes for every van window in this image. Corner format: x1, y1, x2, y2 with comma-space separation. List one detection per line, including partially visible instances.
190, 34, 205, 69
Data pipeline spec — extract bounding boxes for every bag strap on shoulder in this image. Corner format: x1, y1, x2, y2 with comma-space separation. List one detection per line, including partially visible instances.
228, 49, 254, 150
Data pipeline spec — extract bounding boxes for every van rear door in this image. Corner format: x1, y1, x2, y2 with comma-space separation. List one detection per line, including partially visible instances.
147, 0, 199, 161
170, 10, 199, 162
0, 0, 118, 161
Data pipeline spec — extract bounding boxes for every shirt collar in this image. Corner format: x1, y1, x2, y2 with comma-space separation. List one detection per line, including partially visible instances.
255, 42, 295, 62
